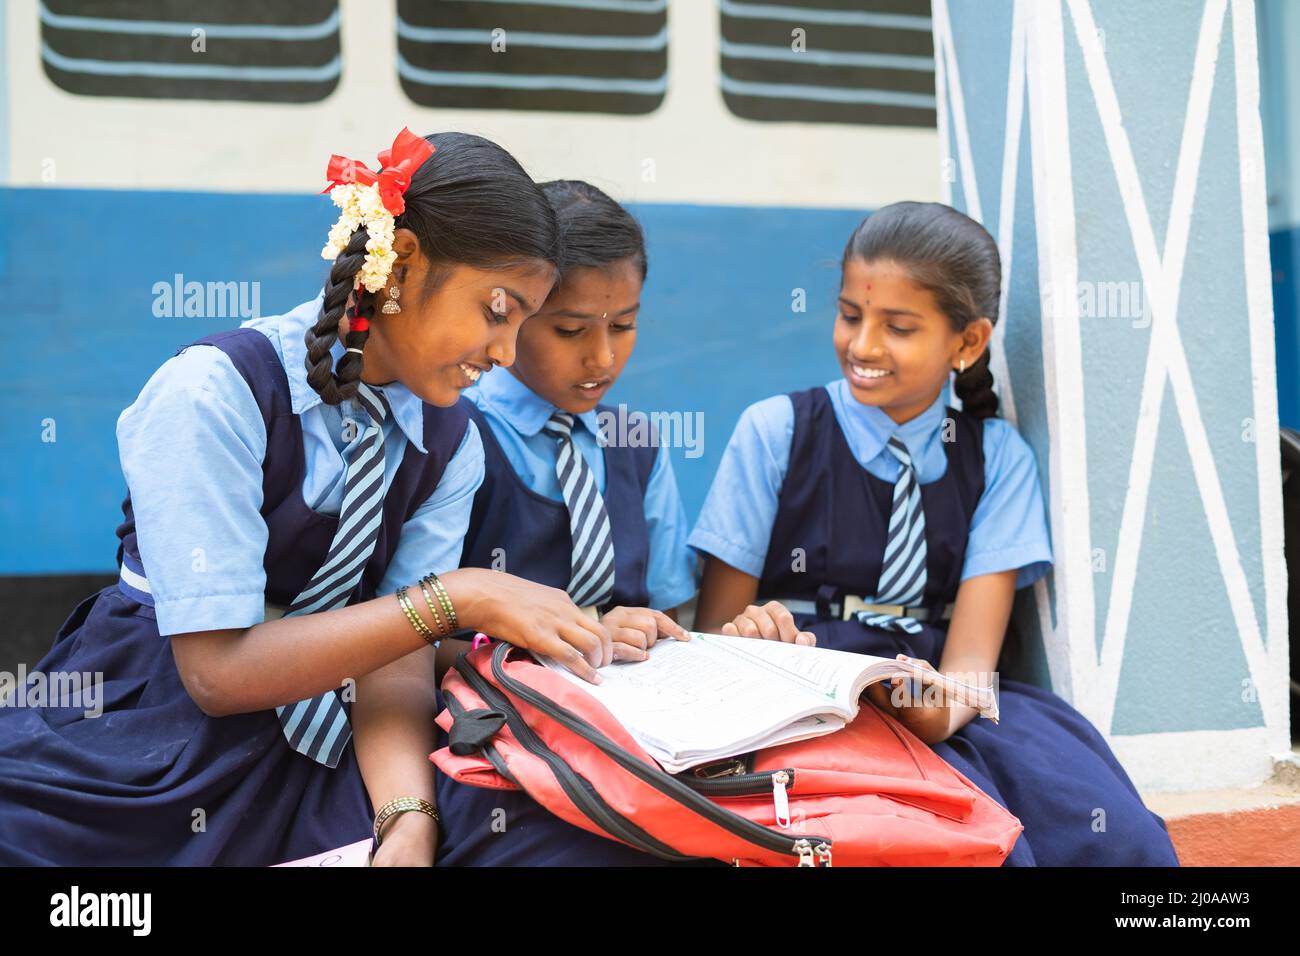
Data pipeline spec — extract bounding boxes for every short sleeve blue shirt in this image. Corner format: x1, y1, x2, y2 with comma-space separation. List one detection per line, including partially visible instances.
687, 379, 1052, 590
466, 368, 698, 611
115, 290, 485, 637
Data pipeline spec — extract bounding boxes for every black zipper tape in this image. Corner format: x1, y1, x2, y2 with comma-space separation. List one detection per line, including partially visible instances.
685, 769, 795, 797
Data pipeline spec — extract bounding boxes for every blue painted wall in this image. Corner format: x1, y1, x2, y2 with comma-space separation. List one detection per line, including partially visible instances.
4, 185, 861, 574
1258, 0, 1300, 426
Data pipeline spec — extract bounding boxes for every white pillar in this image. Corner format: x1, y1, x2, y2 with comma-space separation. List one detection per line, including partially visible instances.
935, 0, 1289, 791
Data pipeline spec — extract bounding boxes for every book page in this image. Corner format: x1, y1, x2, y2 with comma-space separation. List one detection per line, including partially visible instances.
538, 632, 998, 771
540, 634, 840, 767
704, 633, 897, 711
707, 633, 999, 721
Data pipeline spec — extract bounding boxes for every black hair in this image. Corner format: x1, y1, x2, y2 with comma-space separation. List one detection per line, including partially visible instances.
306, 131, 560, 405
538, 180, 647, 281
841, 201, 1001, 419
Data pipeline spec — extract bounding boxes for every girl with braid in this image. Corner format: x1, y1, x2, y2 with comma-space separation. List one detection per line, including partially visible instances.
0, 129, 617, 867
690, 202, 1180, 866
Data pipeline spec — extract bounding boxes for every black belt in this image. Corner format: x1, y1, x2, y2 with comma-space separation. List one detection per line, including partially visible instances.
768, 588, 954, 624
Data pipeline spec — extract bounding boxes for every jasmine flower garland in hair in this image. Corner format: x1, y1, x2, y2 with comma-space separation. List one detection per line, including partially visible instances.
321, 182, 398, 293
318, 126, 436, 294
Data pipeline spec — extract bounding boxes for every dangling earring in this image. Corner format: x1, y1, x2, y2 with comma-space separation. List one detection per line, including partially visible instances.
382, 285, 402, 315
958, 358, 966, 374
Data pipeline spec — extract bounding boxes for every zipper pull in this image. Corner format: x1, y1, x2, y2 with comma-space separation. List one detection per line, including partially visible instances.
793, 838, 814, 867
814, 842, 833, 867
790, 837, 811, 868
772, 770, 791, 828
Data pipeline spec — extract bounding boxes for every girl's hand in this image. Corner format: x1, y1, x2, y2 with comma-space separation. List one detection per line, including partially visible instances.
600, 606, 691, 662
369, 811, 436, 867
445, 569, 613, 683
865, 654, 952, 745
719, 601, 817, 646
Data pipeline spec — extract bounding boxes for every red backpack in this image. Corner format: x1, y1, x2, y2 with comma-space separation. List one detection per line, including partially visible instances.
432, 642, 1023, 867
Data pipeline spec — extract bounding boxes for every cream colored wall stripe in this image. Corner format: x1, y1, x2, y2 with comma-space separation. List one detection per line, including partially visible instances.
1231, 0, 1290, 753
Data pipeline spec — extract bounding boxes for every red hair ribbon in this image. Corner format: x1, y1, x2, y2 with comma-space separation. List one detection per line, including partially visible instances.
320, 127, 436, 217
349, 294, 369, 334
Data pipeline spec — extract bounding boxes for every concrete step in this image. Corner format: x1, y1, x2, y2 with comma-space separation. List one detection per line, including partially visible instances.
1142, 752, 1300, 866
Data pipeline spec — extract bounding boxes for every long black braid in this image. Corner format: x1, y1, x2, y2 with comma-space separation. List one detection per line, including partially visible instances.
305, 228, 374, 406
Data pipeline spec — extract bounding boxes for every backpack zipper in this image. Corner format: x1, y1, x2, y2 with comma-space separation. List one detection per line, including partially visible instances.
683, 766, 796, 828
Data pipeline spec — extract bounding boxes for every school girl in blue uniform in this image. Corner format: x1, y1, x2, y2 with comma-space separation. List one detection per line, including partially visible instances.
433, 180, 708, 866
690, 202, 1180, 867
0, 130, 618, 867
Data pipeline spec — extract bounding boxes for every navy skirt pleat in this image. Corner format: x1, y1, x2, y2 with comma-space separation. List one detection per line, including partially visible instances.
808, 618, 1179, 867
0, 586, 373, 866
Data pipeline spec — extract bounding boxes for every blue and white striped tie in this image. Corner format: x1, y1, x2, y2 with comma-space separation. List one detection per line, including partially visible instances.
857, 435, 927, 636
275, 382, 391, 767
544, 411, 615, 609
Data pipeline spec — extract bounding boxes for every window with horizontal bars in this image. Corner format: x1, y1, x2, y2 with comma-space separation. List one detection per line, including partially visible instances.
38, 0, 341, 103
719, 0, 936, 127
396, 0, 668, 115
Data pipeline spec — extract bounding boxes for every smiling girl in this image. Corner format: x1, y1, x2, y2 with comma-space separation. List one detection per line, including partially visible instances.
0, 131, 615, 867
689, 201, 1179, 866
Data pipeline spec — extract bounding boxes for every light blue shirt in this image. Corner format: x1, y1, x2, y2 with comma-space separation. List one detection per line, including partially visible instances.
466, 367, 698, 611
116, 289, 484, 637
688, 379, 1052, 590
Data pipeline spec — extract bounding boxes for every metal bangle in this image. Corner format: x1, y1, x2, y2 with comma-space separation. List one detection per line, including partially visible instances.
396, 586, 437, 645
372, 796, 440, 848
427, 573, 458, 631
417, 575, 449, 638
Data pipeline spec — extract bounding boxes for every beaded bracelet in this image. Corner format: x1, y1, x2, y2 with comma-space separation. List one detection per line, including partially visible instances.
395, 585, 437, 645
423, 572, 459, 631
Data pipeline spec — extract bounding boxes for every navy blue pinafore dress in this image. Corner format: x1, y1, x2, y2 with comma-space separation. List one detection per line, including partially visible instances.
0, 328, 468, 866
433, 401, 705, 866
756, 388, 1179, 866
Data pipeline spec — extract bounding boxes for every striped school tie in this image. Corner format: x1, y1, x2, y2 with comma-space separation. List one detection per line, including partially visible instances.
856, 436, 927, 636
543, 410, 615, 609
275, 382, 391, 767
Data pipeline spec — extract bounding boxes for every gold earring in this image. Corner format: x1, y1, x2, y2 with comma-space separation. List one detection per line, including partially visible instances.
382, 285, 402, 315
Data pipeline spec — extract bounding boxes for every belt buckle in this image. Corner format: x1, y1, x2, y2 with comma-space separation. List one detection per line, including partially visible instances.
841, 595, 871, 620
842, 596, 906, 621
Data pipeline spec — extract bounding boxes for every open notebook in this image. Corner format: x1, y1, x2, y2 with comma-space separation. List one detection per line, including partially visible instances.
541, 631, 999, 774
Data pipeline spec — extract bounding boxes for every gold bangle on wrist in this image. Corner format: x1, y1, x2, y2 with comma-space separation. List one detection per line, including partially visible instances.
396, 586, 437, 645
425, 572, 459, 631
373, 796, 440, 847
417, 576, 448, 637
